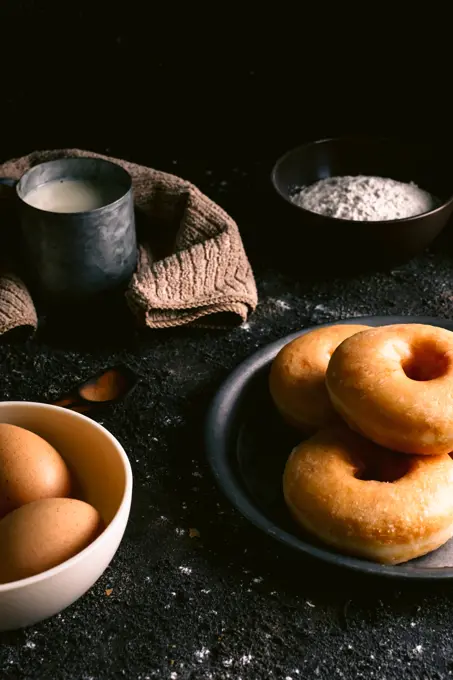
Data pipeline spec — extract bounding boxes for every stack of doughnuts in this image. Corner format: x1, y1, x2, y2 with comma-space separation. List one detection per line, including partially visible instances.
269, 323, 453, 565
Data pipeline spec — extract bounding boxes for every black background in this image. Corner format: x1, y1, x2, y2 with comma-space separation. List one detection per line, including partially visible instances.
0, 3, 446, 167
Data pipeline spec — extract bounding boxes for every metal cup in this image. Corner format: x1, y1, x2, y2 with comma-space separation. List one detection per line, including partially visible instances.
0, 157, 137, 305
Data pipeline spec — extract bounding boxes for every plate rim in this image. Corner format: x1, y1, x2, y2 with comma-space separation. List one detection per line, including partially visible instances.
205, 315, 453, 580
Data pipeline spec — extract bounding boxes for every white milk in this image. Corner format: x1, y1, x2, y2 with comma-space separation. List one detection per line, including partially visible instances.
23, 178, 119, 213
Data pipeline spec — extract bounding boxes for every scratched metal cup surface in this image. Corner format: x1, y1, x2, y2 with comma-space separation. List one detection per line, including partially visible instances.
6, 158, 137, 304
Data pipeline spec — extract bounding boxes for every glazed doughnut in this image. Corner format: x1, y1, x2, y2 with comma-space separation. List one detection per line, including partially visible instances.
283, 426, 453, 564
326, 324, 453, 455
269, 324, 370, 432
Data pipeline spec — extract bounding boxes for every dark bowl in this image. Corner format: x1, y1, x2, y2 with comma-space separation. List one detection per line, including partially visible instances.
205, 316, 453, 580
271, 137, 453, 268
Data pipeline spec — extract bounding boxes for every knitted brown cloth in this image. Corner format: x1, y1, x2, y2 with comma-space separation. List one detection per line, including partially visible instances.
0, 149, 257, 334
0, 272, 37, 337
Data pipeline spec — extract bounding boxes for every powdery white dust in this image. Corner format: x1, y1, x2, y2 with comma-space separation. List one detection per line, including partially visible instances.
194, 647, 210, 662
291, 175, 436, 221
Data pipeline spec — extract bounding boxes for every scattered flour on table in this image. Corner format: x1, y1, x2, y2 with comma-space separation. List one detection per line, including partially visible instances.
275, 299, 291, 310
241, 654, 253, 665
291, 175, 436, 221
194, 647, 210, 662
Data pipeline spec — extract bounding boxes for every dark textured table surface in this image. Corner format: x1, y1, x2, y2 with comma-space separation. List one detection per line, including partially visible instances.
2, 157, 453, 680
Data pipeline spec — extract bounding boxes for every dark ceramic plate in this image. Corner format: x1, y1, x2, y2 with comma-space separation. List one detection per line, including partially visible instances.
205, 316, 453, 580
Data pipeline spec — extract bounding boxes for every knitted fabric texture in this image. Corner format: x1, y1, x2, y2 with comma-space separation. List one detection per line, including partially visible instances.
0, 149, 257, 332
0, 271, 37, 337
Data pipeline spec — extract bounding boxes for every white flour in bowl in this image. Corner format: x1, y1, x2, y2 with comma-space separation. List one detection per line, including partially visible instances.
291, 175, 436, 221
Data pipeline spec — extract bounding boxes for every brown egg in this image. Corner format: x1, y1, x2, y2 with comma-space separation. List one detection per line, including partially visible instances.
0, 423, 72, 518
0, 497, 103, 584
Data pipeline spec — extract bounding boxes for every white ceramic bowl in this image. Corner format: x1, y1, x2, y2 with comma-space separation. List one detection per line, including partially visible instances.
0, 401, 133, 631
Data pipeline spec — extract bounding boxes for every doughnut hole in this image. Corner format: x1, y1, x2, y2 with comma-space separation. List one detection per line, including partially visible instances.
401, 342, 450, 381
353, 451, 412, 483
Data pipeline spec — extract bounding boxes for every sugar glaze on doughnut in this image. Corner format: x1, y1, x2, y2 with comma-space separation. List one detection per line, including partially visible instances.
283, 427, 453, 564
269, 324, 370, 432
326, 324, 453, 455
